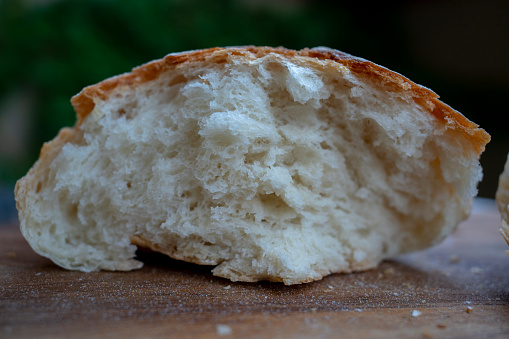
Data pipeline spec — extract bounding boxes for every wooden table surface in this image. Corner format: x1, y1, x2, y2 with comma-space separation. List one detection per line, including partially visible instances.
1, 198, 508, 338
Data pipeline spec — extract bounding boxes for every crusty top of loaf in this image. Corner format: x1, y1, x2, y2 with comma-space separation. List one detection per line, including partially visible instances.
70, 46, 490, 155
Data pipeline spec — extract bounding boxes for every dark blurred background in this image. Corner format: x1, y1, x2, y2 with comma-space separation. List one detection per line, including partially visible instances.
1, 0, 508, 223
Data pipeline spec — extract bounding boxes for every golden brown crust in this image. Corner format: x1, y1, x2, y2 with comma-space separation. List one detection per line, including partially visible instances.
70, 46, 490, 155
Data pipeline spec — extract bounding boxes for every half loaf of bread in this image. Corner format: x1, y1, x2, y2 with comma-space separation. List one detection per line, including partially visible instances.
15, 46, 490, 284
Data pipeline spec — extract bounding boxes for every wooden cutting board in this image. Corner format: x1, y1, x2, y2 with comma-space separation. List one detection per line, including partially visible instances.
1, 199, 508, 338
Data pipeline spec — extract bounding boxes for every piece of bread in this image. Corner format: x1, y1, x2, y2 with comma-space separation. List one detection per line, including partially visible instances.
15, 46, 490, 284
495, 154, 509, 254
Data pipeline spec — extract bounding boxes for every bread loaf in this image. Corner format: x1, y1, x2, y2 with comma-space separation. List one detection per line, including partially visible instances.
496, 154, 509, 254
15, 46, 490, 284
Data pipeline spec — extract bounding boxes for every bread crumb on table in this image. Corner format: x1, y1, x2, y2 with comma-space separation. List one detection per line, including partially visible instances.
469, 267, 483, 274
448, 254, 460, 264
216, 324, 232, 336
411, 310, 422, 317
383, 267, 395, 275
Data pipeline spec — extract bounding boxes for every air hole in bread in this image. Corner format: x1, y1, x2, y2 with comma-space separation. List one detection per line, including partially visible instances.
259, 193, 295, 216
168, 74, 187, 87
244, 151, 268, 165
48, 223, 57, 236
319, 141, 332, 150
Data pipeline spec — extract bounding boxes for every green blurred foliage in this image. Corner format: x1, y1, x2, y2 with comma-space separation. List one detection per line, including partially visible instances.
0, 0, 369, 184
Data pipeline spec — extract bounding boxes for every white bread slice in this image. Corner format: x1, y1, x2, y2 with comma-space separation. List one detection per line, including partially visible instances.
15, 46, 490, 284
495, 154, 509, 254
